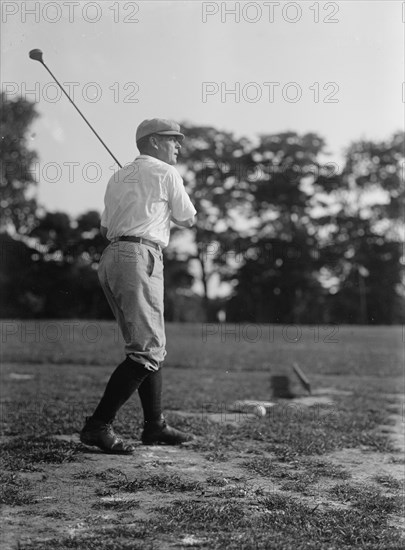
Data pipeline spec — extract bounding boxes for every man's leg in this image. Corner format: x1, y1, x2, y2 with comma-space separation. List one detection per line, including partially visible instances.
93, 356, 150, 423
81, 356, 150, 454
137, 368, 162, 422
89, 243, 193, 448
138, 368, 194, 445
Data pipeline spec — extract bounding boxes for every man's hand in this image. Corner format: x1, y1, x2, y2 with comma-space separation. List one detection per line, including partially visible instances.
171, 216, 195, 228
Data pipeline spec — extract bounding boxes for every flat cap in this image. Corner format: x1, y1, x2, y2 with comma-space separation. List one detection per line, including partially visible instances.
136, 118, 184, 142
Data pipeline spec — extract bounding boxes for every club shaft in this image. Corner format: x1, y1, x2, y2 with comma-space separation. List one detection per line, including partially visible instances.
41, 61, 122, 168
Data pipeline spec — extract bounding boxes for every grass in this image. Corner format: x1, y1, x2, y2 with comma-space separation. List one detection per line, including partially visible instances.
0, 437, 81, 510
150, 494, 404, 549
1, 322, 402, 378
328, 483, 403, 514
373, 474, 403, 491
0, 436, 80, 471
302, 458, 351, 479
242, 456, 331, 495
92, 499, 140, 511
181, 388, 397, 465
0, 471, 35, 506
96, 472, 204, 496
16, 525, 152, 550
0, 321, 403, 549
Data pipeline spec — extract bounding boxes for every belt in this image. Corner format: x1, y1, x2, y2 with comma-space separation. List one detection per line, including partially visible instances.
115, 236, 161, 252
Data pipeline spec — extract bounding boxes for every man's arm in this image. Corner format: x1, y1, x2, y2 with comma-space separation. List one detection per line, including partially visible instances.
171, 215, 195, 228
100, 225, 108, 239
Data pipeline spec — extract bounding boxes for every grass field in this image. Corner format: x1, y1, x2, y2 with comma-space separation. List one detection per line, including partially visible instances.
1, 321, 404, 549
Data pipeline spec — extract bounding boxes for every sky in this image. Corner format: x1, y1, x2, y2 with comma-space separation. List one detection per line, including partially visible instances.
1, 0, 404, 217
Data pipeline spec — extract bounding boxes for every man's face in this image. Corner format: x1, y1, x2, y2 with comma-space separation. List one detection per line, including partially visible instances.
153, 135, 182, 165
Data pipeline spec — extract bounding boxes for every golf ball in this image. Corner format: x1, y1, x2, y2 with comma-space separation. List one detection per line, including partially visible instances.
254, 405, 266, 417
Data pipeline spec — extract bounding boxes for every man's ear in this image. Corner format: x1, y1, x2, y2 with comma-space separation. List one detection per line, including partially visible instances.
149, 135, 159, 150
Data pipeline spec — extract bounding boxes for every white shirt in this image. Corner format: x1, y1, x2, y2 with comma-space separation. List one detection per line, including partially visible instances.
101, 155, 196, 248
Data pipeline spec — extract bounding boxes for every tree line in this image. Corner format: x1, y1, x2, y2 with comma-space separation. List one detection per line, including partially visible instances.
1, 93, 403, 323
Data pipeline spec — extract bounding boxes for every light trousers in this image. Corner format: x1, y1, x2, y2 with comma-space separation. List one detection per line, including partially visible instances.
98, 241, 166, 371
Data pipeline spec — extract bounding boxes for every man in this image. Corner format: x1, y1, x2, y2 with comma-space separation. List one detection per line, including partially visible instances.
80, 118, 197, 454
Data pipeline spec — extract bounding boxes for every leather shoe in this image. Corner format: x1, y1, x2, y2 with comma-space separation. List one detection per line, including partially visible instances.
80, 416, 135, 454
141, 415, 194, 445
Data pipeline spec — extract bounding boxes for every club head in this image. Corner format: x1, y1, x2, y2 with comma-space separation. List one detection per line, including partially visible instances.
292, 363, 311, 395
29, 49, 44, 63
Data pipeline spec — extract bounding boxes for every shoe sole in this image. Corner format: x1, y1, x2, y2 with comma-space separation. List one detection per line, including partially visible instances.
141, 437, 195, 446
80, 436, 135, 455
80, 441, 136, 454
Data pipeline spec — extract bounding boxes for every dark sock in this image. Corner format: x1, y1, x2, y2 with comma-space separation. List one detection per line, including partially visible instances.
92, 356, 150, 424
138, 368, 163, 422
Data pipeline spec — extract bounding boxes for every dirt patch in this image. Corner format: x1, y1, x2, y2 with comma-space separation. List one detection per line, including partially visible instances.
1, 438, 267, 549
1, 391, 404, 549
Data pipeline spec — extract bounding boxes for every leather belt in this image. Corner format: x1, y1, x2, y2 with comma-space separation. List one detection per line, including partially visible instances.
116, 236, 161, 252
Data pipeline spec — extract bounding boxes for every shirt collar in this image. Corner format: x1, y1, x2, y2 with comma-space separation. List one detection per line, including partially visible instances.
136, 154, 169, 167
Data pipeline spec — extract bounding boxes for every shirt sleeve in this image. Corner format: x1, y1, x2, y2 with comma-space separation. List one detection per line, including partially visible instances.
165, 168, 197, 221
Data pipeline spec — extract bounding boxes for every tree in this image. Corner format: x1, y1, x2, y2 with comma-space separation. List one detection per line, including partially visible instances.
177, 124, 256, 318
0, 233, 43, 317
163, 253, 203, 322
26, 210, 111, 318
227, 131, 331, 322
314, 132, 404, 323
0, 93, 39, 234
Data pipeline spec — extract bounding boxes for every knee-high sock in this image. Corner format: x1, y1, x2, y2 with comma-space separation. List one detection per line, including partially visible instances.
138, 368, 163, 422
92, 356, 150, 423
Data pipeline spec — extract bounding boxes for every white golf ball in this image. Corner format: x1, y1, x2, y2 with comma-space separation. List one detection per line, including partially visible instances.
254, 405, 266, 417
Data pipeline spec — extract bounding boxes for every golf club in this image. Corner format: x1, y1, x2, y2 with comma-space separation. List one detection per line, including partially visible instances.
292, 362, 312, 395
29, 49, 122, 168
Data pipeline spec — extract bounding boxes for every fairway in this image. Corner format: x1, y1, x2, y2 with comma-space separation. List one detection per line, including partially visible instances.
1, 322, 404, 549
